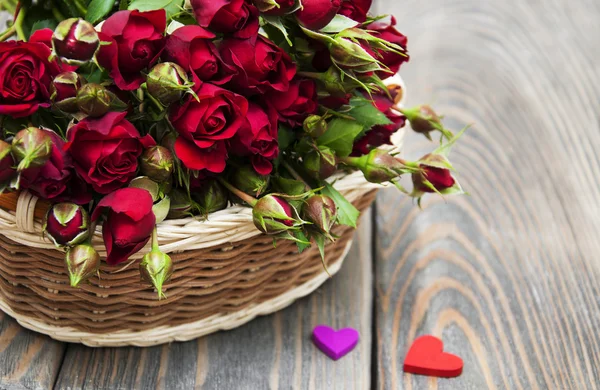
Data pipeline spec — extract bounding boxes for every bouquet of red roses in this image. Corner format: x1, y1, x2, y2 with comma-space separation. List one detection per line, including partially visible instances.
0, 0, 464, 298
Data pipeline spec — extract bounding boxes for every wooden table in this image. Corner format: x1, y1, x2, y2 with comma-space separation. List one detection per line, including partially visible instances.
2, 0, 600, 388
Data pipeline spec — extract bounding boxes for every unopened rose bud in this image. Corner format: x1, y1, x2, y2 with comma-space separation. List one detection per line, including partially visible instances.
303, 115, 328, 138
129, 176, 160, 201
11, 127, 52, 172
52, 18, 100, 65
304, 147, 337, 180
167, 189, 193, 219
400, 105, 453, 140
253, 195, 298, 235
0, 141, 15, 185
329, 37, 378, 72
192, 180, 228, 214
140, 249, 173, 300
296, 0, 342, 30
140, 146, 174, 182
146, 62, 192, 106
230, 165, 270, 198
412, 154, 457, 193
342, 149, 411, 183
254, 0, 295, 15
51, 71, 86, 112
76, 83, 111, 117
65, 244, 100, 287
44, 203, 89, 247
302, 195, 337, 236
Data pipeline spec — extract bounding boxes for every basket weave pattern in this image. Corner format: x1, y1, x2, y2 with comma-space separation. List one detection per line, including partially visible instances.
0, 191, 376, 340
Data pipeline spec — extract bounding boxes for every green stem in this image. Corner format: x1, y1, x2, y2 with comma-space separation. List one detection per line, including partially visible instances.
0, 25, 16, 42
217, 178, 258, 207
281, 160, 311, 192
14, 6, 26, 41
73, 0, 87, 16
51, 7, 65, 21
151, 226, 159, 251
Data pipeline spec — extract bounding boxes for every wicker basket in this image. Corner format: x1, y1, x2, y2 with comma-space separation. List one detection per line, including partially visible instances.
0, 78, 406, 347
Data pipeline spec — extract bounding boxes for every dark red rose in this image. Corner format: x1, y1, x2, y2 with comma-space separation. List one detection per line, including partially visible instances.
265, 79, 317, 127
96, 10, 166, 90
163, 25, 233, 85
295, 0, 342, 30
29, 28, 54, 48
65, 112, 154, 194
230, 103, 279, 175
21, 129, 91, 204
44, 203, 89, 247
338, 0, 371, 23
319, 93, 351, 109
91, 188, 156, 265
352, 92, 406, 155
170, 83, 248, 172
190, 0, 259, 39
366, 16, 409, 79
0, 39, 60, 118
414, 166, 455, 193
220, 35, 296, 95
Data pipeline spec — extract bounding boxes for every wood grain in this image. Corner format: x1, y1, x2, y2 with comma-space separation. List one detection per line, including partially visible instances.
373, 0, 600, 389
53, 210, 374, 390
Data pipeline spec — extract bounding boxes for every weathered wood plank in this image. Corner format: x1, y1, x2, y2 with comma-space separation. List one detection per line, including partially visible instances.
373, 0, 600, 389
54, 210, 374, 390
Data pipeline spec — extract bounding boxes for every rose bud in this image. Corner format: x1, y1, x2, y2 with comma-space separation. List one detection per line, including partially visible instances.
44, 203, 90, 247
76, 83, 111, 117
140, 245, 173, 300
11, 127, 53, 172
303, 115, 328, 138
329, 37, 379, 72
52, 18, 100, 65
254, 0, 295, 14
400, 105, 453, 140
65, 244, 101, 287
230, 165, 270, 198
302, 195, 337, 236
252, 195, 298, 235
192, 180, 228, 214
140, 146, 174, 182
304, 147, 337, 180
51, 71, 86, 112
0, 141, 16, 185
341, 149, 413, 184
411, 153, 462, 195
296, 0, 342, 30
167, 189, 193, 219
146, 62, 193, 106
91, 188, 156, 265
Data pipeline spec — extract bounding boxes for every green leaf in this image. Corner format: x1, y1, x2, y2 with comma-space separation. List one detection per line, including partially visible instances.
347, 97, 393, 137
321, 183, 359, 228
86, 0, 115, 24
261, 15, 292, 46
29, 20, 57, 38
319, 14, 359, 33
295, 230, 311, 253
317, 118, 363, 157
278, 125, 295, 150
129, 0, 184, 19
314, 233, 332, 276
119, 0, 129, 10
433, 125, 469, 157
273, 177, 306, 196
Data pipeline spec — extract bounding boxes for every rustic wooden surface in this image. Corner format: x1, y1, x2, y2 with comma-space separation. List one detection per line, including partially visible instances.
1, 0, 600, 388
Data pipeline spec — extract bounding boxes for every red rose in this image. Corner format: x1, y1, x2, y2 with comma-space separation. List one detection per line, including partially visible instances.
163, 25, 233, 85
91, 188, 156, 265
65, 112, 154, 194
0, 38, 60, 118
295, 0, 342, 30
220, 35, 296, 95
170, 83, 248, 172
97, 10, 166, 90
190, 0, 259, 39
338, 0, 372, 23
21, 129, 91, 204
352, 92, 406, 155
230, 103, 279, 175
265, 79, 317, 127
366, 17, 409, 79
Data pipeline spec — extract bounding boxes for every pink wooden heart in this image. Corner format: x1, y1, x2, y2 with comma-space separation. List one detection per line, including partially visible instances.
312, 325, 359, 360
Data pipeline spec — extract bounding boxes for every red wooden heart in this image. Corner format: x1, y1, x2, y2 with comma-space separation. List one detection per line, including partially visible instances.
403, 335, 463, 378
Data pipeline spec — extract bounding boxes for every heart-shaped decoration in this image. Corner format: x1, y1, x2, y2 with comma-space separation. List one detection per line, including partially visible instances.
403, 335, 463, 378
312, 325, 359, 360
